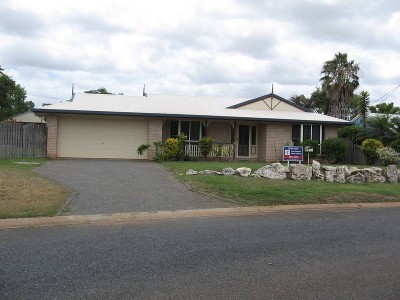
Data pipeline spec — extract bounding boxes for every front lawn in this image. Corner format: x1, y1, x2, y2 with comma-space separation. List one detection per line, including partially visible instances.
164, 161, 400, 206
0, 158, 70, 219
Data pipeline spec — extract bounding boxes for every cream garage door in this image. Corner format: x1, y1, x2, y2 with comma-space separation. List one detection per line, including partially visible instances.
57, 116, 148, 159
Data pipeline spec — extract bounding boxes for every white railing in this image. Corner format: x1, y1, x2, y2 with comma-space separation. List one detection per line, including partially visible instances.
185, 143, 235, 158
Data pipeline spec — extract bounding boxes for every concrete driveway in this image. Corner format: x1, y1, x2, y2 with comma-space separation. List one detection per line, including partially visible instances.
35, 160, 230, 215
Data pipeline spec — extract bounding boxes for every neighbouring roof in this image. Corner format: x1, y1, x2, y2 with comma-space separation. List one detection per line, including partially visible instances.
32, 93, 351, 125
10, 111, 46, 123
352, 113, 400, 124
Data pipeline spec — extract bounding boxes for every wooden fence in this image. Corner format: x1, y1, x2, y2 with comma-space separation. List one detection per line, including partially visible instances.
0, 123, 47, 158
343, 140, 366, 165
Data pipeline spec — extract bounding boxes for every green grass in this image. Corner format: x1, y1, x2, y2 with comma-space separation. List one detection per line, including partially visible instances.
164, 161, 400, 206
0, 158, 70, 219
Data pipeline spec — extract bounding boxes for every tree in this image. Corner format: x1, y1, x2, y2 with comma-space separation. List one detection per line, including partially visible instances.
366, 114, 395, 145
0, 69, 34, 121
84, 87, 113, 94
370, 102, 400, 114
354, 91, 370, 127
290, 88, 331, 114
320, 52, 360, 120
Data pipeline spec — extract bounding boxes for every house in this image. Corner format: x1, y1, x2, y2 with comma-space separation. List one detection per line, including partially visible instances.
10, 111, 46, 124
32, 92, 350, 161
352, 113, 399, 127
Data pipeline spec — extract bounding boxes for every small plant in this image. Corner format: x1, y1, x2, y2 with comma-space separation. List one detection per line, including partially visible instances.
377, 147, 400, 166
199, 137, 213, 158
321, 138, 347, 163
137, 144, 150, 156
176, 134, 187, 160
361, 138, 384, 165
163, 138, 179, 160
300, 139, 319, 157
153, 141, 165, 162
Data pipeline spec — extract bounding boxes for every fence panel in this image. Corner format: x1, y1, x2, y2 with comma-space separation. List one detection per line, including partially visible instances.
0, 123, 47, 158
344, 140, 366, 165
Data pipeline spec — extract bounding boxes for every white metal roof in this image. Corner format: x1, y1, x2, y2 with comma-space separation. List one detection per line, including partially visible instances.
34, 93, 351, 125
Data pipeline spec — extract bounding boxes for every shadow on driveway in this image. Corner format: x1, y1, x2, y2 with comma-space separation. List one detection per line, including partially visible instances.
35, 159, 231, 215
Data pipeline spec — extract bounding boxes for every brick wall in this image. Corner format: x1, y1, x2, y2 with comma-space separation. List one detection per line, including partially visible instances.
46, 116, 58, 159
265, 123, 291, 162
207, 122, 231, 143
257, 124, 267, 161
148, 119, 163, 160
324, 125, 339, 139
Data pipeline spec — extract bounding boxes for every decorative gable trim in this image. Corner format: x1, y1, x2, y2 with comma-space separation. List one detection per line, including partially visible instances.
227, 93, 312, 112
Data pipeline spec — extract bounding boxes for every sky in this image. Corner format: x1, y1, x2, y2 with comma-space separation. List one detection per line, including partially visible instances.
1, 0, 400, 107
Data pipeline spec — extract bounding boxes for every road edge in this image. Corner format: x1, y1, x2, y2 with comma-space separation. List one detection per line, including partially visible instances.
1, 202, 400, 229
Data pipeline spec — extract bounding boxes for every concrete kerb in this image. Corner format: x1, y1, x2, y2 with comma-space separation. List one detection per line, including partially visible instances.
1, 202, 400, 230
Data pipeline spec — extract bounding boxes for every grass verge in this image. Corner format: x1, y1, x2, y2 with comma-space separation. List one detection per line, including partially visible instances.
164, 161, 400, 206
0, 158, 70, 219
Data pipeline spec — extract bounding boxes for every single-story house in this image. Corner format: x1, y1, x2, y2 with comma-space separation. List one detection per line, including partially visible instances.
10, 111, 46, 124
32, 92, 350, 161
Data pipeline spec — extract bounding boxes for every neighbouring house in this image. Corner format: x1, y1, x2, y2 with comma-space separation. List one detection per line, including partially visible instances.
32, 92, 350, 161
10, 111, 46, 124
352, 113, 399, 127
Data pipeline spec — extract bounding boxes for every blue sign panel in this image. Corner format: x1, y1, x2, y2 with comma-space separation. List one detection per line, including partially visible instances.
283, 146, 303, 161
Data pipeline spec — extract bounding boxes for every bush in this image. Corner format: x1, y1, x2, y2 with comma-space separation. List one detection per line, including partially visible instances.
389, 138, 400, 153
376, 147, 400, 166
137, 144, 150, 156
337, 125, 366, 145
301, 140, 319, 158
361, 138, 384, 165
153, 141, 165, 162
163, 138, 179, 160
321, 138, 347, 163
176, 134, 187, 160
199, 137, 213, 158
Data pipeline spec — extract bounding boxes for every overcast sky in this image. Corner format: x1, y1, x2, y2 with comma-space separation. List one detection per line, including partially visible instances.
1, 0, 399, 107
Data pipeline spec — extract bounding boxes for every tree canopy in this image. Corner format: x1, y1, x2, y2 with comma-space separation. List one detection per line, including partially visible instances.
370, 102, 400, 114
0, 67, 34, 121
320, 52, 360, 120
84, 87, 113, 94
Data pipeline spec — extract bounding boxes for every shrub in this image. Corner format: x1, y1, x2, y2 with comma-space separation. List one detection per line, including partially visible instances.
301, 139, 319, 158
163, 138, 179, 160
176, 134, 187, 160
361, 139, 384, 165
153, 141, 165, 162
376, 147, 400, 166
137, 144, 150, 156
199, 137, 213, 158
389, 138, 400, 153
321, 138, 347, 163
337, 125, 366, 145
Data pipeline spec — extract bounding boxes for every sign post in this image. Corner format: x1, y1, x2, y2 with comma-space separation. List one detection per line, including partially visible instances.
304, 146, 314, 165
283, 146, 304, 166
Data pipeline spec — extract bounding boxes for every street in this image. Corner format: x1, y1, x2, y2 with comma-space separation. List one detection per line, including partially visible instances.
1, 208, 400, 299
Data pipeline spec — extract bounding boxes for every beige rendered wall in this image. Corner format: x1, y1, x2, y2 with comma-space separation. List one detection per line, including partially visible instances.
265, 123, 292, 162
46, 116, 58, 159
206, 122, 231, 143
325, 126, 339, 139
239, 97, 303, 112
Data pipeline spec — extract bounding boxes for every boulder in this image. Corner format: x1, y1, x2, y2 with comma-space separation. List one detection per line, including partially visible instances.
254, 163, 289, 180
236, 167, 252, 177
346, 172, 365, 184
359, 168, 386, 183
386, 165, 399, 183
312, 160, 324, 180
222, 167, 236, 176
335, 166, 348, 183
322, 166, 337, 183
186, 169, 198, 175
199, 170, 221, 175
289, 164, 312, 180
349, 166, 360, 174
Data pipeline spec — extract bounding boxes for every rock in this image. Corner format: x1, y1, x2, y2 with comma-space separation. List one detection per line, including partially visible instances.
349, 167, 360, 174
312, 160, 324, 180
359, 168, 386, 183
335, 166, 348, 183
186, 169, 198, 175
199, 169, 220, 175
289, 164, 312, 180
255, 163, 289, 180
236, 167, 252, 177
386, 165, 399, 183
346, 172, 365, 184
322, 166, 337, 183
222, 167, 236, 176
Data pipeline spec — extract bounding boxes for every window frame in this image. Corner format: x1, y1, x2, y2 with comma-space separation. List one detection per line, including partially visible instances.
169, 120, 204, 142
291, 124, 325, 153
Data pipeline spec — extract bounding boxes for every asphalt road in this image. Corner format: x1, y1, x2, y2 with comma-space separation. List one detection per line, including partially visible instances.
1, 208, 400, 299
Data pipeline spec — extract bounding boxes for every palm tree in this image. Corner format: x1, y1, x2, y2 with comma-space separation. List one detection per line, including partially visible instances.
366, 114, 396, 145
356, 90, 370, 127
320, 52, 360, 120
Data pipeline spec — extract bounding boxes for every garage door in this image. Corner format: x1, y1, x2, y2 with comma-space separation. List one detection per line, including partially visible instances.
57, 116, 148, 159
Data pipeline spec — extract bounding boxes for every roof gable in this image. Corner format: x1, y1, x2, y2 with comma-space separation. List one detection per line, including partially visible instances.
227, 93, 311, 112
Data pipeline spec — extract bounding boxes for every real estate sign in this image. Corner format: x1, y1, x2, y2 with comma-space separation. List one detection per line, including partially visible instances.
283, 146, 303, 162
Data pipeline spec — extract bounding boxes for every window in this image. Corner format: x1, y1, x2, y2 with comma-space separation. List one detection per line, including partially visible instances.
312, 125, 320, 142
169, 120, 204, 142
292, 124, 301, 144
303, 125, 311, 141
292, 124, 324, 153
